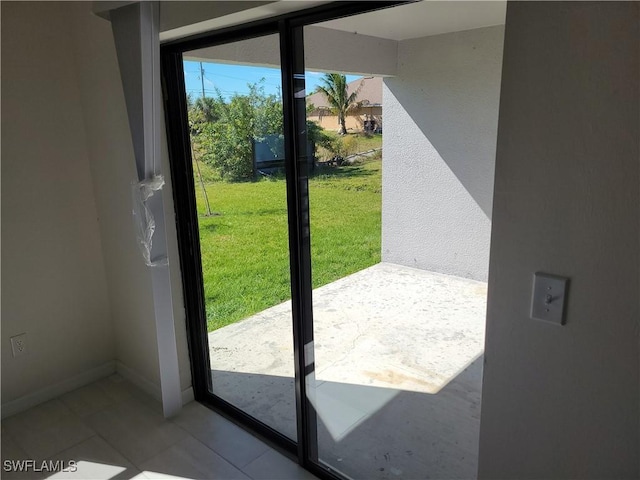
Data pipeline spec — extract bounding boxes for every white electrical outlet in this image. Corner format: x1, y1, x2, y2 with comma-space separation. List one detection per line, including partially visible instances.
10, 333, 27, 357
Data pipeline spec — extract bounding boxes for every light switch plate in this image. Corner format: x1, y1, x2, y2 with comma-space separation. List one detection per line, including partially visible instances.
531, 272, 569, 325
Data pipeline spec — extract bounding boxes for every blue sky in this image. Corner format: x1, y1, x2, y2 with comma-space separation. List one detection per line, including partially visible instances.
183, 60, 360, 100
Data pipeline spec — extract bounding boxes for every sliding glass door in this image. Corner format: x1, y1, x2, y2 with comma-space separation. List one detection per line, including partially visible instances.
161, 3, 489, 479
181, 34, 298, 441
160, 5, 402, 476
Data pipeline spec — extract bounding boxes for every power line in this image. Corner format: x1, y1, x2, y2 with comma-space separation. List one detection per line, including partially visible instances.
184, 66, 281, 89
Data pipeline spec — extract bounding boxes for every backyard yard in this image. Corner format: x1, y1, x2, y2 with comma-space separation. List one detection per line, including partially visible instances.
194, 154, 382, 331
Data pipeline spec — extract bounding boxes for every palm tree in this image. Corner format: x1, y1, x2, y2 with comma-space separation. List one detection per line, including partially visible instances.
193, 96, 220, 124
315, 73, 362, 135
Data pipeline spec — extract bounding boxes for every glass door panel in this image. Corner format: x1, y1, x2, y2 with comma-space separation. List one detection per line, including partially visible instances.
303, 4, 489, 478
183, 34, 296, 440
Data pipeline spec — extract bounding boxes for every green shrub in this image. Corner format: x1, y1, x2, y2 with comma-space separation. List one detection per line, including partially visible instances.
323, 134, 358, 161
191, 82, 283, 182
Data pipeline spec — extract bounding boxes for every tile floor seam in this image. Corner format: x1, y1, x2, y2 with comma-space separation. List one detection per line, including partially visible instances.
6, 415, 96, 463
129, 436, 178, 471
91, 430, 141, 470
241, 449, 272, 474
167, 415, 193, 438
241, 468, 259, 480
59, 396, 114, 419
44, 432, 100, 462
234, 450, 268, 471
186, 434, 251, 477
166, 412, 242, 468
222, 429, 272, 470
170, 402, 273, 471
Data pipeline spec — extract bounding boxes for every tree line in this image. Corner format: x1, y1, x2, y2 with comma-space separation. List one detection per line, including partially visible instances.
188, 74, 360, 182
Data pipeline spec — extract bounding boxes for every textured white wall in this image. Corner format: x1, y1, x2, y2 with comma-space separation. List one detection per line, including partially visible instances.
1, 2, 114, 406
304, 26, 397, 76
382, 26, 504, 281
479, 2, 639, 477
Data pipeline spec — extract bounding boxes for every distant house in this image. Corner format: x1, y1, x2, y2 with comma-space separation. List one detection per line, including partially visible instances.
306, 76, 382, 133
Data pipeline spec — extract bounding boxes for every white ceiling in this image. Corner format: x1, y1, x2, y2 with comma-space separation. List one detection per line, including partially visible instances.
160, 1, 506, 43
160, 1, 329, 41
318, 1, 507, 42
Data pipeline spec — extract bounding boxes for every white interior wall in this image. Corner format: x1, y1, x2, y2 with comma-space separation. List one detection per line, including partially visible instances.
382, 26, 504, 281
70, 1, 192, 399
68, 2, 163, 393
479, 2, 639, 477
1, 2, 193, 414
1, 2, 115, 412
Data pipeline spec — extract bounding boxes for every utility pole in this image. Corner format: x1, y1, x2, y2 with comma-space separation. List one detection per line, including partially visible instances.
200, 62, 206, 98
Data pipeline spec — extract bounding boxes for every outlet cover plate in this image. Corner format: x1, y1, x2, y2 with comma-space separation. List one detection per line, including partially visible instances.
531, 273, 569, 325
10, 333, 27, 357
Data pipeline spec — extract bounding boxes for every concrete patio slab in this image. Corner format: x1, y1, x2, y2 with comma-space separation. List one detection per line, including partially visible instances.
208, 262, 487, 479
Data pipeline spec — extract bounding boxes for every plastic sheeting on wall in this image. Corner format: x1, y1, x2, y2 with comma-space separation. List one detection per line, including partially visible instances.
132, 175, 168, 267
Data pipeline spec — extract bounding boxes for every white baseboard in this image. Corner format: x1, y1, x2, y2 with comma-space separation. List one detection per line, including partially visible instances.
115, 361, 194, 412
1, 361, 116, 419
181, 386, 194, 405
1, 361, 194, 420
115, 361, 162, 401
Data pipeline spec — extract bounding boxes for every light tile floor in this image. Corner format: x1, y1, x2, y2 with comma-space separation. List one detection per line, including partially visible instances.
1, 375, 317, 480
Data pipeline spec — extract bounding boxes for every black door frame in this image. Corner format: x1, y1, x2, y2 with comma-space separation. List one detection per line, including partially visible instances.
161, 3, 406, 478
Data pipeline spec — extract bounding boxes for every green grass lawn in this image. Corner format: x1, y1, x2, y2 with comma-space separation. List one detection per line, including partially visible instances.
194, 157, 382, 331
351, 132, 382, 152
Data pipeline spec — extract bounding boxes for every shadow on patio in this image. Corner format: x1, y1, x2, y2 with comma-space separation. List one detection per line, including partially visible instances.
208, 262, 487, 479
